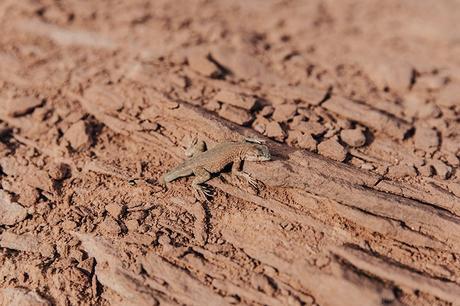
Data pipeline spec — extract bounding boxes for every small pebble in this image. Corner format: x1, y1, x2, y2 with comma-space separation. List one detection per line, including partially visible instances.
290, 115, 305, 127
99, 217, 121, 235
387, 164, 417, 178
297, 134, 317, 151
445, 152, 460, 167
265, 121, 286, 141
259, 105, 274, 117
214, 90, 256, 110
360, 163, 375, 171
62, 220, 78, 230
0, 190, 28, 225
105, 203, 124, 219
272, 104, 297, 122
414, 126, 439, 153
64, 120, 92, 151
404, 93, 441, 119
252, 116, 270, 134
417, 164, 433, 177
296, 121, 327, 137
125, 219, 139, 231
336, 118, 352, 129
48, 163, 70, 181
317, 137, 348, 162
218, 104, 253, 126
430, 159, 452, 179
5, 96, 43, 117
204, 100, 221, 112
187, 52, 219, 77
340, 128, 366, 147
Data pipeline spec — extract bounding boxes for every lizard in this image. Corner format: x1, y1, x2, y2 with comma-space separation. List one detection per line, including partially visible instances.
159, 138, 271, 200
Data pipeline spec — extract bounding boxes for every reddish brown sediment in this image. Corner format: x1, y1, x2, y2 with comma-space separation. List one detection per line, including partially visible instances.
0, 1, 459, 305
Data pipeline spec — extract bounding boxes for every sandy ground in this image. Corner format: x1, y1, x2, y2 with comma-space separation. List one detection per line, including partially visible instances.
0, 1, 460, 305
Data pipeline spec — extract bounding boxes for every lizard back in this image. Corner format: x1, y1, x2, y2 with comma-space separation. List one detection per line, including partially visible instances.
170, 141, 246, 173
161, 140, 269, 185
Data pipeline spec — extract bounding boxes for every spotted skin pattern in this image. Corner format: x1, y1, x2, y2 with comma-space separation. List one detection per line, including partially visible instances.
160, 139, 271, 200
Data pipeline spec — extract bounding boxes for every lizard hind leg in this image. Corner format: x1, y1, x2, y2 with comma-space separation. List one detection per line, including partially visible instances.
191, 167, 214, 201
185, 137, 207, 158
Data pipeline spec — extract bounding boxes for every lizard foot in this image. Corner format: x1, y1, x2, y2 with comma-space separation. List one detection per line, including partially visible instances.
236, 171, 262, 192
185, 137, 207, 157
193, 184, 215, 201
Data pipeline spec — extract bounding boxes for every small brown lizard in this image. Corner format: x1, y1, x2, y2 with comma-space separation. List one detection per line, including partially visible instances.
160, 138, 271, 200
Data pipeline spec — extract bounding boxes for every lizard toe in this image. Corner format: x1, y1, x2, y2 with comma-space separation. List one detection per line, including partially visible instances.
201, 184, 215, 197
247, 178, 262, 193
193, 185, 214, 202
248, 178, 260, 190
193, 187, 206, 202
236, 171, 261, 191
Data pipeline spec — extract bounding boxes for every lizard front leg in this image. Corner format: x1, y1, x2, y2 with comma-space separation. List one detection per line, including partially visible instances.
192, 167, 214, 201
231, 159, 260, 190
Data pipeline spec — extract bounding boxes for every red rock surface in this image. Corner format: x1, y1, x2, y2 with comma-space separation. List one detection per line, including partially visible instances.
0, 1, 459, 305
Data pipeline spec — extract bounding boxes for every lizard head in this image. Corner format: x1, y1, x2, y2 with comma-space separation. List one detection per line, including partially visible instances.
244, 144, 271, 162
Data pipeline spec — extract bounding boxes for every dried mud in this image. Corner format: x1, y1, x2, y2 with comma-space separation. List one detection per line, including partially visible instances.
0, 1, 460, 306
